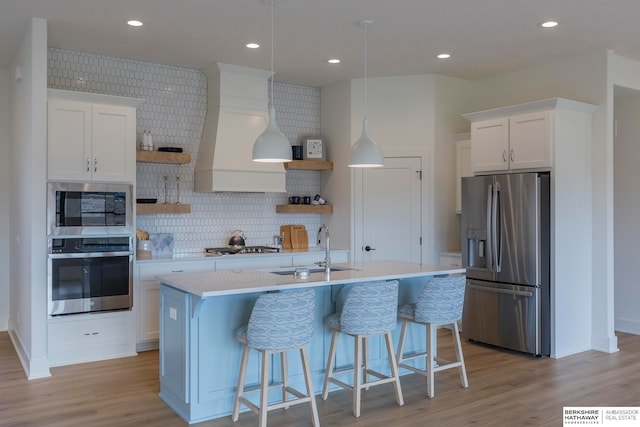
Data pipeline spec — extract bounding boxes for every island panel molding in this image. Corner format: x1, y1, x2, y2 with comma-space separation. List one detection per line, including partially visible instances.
156, 261, 464, 423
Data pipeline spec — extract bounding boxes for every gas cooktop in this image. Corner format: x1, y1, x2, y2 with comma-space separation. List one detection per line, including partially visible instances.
205, 246, 280, 256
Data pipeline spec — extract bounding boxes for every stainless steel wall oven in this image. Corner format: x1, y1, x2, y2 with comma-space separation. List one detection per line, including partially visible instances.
47, 237, 133, 316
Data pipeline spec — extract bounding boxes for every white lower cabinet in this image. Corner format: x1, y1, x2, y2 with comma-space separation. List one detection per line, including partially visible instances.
136, 259, 216, 351
47, 310, 136, 367
439, 252, 462, 268
291, 250, 348, 266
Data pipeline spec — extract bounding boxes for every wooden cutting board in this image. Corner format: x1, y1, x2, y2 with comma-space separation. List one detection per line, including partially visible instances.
296, 227, 308, 250
280, 225, 308, 250
280, 225, 293, 249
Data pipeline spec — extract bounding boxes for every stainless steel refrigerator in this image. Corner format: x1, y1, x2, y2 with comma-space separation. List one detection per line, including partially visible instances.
461, 172, 550, 356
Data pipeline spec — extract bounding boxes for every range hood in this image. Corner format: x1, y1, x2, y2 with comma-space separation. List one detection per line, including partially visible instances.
194, 63, 287, 192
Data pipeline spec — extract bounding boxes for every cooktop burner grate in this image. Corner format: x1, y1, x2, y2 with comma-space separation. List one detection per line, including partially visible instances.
205, 246, 280, 255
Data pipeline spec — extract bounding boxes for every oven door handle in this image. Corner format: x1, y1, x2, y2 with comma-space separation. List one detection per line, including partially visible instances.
48, 251, 133, 259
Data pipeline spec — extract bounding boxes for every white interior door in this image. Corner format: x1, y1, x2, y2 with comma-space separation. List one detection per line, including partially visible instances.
358, 157, 422, 263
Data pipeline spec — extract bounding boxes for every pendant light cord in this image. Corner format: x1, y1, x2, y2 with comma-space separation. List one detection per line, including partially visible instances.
364, 22, 368, 119
270, 0, 275, 109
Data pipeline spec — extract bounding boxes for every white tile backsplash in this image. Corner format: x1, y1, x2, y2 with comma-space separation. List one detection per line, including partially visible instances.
48, 48, 327, 253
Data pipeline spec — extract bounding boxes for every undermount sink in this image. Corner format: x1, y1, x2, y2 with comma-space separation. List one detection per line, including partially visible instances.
269, 265, 355, 276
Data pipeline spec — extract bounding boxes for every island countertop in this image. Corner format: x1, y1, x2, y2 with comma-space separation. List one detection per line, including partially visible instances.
157, 260, 465, 298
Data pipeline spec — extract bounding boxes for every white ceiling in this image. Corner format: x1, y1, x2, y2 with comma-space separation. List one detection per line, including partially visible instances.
2, 0, 640, 87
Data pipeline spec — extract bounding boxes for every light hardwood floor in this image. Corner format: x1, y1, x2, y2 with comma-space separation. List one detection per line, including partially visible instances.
1, 330, 639, 426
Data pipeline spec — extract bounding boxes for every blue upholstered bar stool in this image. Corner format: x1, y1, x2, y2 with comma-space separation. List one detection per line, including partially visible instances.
321, 280, 404, 418
232, 289, 320, 427
396, 275, 468, 398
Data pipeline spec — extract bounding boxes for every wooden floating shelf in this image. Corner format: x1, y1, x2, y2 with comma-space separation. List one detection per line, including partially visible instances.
276, 204, 333, 214
284, 160, 333, 171
136, 150, 191, 164
136, 203, 191, 215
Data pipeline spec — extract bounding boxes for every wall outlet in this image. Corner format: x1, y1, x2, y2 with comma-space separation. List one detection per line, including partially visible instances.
169, 307, 177, 320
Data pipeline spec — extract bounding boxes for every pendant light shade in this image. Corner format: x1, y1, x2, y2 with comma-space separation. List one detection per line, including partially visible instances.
349, 20, 383, 168
348, 119, 383, 167
252, 106, 292, 162
252, 0, 292, 163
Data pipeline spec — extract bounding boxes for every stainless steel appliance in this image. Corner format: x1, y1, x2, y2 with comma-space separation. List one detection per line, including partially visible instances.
47, 237, 133, 315
47, 182, 133, 236
461, 172, 550, 356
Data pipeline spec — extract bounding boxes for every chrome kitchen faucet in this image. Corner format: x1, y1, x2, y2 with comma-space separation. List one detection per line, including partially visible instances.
317, 224, 331, 278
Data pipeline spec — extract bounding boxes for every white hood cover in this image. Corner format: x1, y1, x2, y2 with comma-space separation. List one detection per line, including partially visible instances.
194, 63, 286, 192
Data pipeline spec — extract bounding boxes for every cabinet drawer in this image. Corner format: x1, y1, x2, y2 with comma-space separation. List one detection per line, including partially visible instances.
138, 260, 216, 280
439, 253, 462, 268
291, 250, 348, 266
48, 311, 135, 366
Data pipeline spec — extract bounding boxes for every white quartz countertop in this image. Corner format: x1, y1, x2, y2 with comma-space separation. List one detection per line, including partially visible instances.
157, 261, 465, 297
136, 247, 348, 263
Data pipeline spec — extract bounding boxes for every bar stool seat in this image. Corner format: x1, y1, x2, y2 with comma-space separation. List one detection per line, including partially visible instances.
396, 275, 468, 398
232, 289, 319, 427
321, 280, 404, 418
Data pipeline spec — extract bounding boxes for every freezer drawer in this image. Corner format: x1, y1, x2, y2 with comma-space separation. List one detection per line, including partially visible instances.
461, 279, 549, 356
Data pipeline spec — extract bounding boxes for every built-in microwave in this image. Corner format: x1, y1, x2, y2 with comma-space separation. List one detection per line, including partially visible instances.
47, 182, 133, 236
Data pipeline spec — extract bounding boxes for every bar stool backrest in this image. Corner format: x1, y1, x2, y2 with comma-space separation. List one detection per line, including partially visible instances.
414, 275, 466, 324
340, 280, 399, 335
247, 289, 315, 351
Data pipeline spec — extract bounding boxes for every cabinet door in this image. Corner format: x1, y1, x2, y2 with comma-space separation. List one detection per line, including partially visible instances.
91, 104, 136, 183
455, 139, 472, 213
471, 117, 509, 173
138, 279, 160, 345
48, 100, 92, 181
136, 260, 216, 347
509, 111, 551, 170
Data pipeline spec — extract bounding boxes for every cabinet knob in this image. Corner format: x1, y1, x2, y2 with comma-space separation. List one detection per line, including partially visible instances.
502, 149, 507, 163
94, 158, 98, 172
86, 158, 90, 172
510, 148, 515, 162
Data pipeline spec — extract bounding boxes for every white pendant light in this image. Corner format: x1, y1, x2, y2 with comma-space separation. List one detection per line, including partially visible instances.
252, 0, 292, 163
349, 20, 383, 168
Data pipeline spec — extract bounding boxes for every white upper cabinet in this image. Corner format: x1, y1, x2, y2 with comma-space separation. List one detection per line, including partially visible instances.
468, 110, 550, 174
470, 117, 510, 173
47, 90, 143, 183
455, 133, 472, 213
508, 110, 551, 170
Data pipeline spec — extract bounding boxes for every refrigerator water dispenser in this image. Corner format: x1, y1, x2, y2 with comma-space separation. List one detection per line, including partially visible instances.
466, 228, 487, 269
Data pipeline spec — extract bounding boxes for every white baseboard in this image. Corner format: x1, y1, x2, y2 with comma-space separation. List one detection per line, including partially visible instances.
614, 318, 640, 335
8, 329, 51, 379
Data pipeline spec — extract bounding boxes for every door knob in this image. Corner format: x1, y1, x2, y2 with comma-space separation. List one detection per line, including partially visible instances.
364, 245, 376, 252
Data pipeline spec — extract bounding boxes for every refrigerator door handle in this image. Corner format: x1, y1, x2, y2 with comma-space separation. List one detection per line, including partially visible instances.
467, 284, 534, 297
485, 184, 493, 271
492, 182, 502, 272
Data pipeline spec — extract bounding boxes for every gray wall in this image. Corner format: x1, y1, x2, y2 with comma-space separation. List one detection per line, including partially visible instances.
613, 91, 640, 334
0, 66, 10, 331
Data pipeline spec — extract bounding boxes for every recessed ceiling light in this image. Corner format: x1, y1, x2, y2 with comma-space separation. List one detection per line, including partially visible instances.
127, 20, 143, 27
437, 53, 451, 59
246, 43, 260, 49
539, 20, 558, 28
328, 59, 341, 64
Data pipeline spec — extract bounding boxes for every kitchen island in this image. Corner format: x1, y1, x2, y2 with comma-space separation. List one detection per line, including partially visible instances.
157, 261, 464, 424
